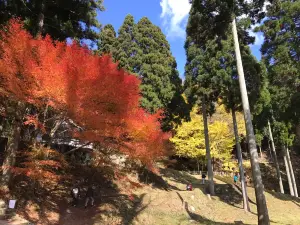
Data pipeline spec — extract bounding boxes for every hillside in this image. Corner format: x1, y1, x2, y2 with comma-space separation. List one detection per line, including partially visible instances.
1, 166, 300, 225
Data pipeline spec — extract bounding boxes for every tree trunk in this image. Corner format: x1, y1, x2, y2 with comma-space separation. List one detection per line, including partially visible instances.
268, 120, 284, 193
197, 159, 200, 174
258, 146, 262, 158
1, 123, 21, 187
232, 18, 270, 225
37, 0, 45, 35
286, 147, 298, 197
1, 102, 24, 187
232, 108, 250, 212
202, 98, 214, 196
267, 140, 273, 162
283, 146, 294, 196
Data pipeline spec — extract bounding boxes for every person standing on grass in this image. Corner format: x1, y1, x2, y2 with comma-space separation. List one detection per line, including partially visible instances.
71, 183, 80, 207
85, 184, 95, 208
202, 173, 206, 184
233, 173, 239, 185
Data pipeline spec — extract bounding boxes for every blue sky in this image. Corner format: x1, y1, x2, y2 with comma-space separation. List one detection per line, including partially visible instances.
97, 0, 263, 79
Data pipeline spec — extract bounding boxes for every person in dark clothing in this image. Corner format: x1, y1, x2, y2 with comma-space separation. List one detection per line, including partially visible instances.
71, 185, 80, 207
85, 185, 95, 208
202, 173, 206, 184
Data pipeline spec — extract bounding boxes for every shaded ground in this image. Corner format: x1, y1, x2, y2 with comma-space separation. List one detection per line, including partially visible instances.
1, 166, 300, 224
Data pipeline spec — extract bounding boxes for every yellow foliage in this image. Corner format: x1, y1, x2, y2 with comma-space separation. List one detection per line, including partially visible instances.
170, 104, 245, 170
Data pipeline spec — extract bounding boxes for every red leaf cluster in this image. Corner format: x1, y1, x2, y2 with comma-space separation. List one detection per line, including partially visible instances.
0, 19, 169, 165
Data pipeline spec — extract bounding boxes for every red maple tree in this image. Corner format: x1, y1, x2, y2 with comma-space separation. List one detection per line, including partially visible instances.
0, 19, 169, 167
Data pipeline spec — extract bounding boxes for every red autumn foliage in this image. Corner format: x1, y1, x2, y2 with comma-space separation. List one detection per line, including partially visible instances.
11, 146, 67, 184
0, 19, 169, 165
24, 115, 46, 133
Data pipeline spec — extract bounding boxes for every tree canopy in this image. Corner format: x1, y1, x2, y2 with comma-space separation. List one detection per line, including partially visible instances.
0, 0, 104, 42
98, 15, 189, 130
0, 20, 168, 166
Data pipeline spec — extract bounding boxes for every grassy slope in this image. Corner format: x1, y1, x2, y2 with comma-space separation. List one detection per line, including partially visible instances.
130, 168, 300, 225
1, 166, 300, 225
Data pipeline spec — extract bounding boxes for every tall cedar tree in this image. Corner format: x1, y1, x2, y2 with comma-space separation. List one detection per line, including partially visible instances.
0, 20, 168, 184
113, 14, 138, 73
186, 0, 269, 223
0, 0, 104, 42
184, 35, 220, 196
257, 0, 300, 144
99, 15, 189, 130
98, 24, 117, 55
256, 0, 300, 196
207, 26, 270, 211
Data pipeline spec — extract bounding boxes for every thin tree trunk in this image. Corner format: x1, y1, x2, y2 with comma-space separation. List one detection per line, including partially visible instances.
37, 0, 45, 35
197, 159, 200, 174
286, 147, 298, 197
287, 148, 298, 197
202, 98, 214, 196
268, 121, 284, 193
232, 18, 269, 225
267, 140, 273, 162
283, 146, 294, 196
258, 146, 262, 158
232, 108, 250, 212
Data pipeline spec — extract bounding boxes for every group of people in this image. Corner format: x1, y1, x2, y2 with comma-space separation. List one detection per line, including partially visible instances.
71, 184, 96, 208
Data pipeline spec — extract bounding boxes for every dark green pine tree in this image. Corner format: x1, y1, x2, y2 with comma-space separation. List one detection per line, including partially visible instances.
0, 0, 104, 42
98, 24, 117, 55
133, 17, 182, 113
257, 0, 300, 145
255, 0, 300, 197
114, 14, 140, 73
112, 15, 189, 130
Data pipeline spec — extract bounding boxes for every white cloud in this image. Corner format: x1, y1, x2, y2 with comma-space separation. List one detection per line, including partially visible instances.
248, 24, 264, 46
160, 0, 191, 39
249, 30, 264, 46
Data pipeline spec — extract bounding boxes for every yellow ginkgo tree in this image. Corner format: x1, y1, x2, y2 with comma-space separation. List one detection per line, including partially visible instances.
171, 104, 245, 172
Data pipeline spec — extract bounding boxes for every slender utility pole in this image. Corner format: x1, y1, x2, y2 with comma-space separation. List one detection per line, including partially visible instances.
232, 18, 270, 225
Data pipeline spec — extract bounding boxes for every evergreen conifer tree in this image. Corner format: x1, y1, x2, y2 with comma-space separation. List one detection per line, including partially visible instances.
0, 0, 104, 41
98, 24, 117, 55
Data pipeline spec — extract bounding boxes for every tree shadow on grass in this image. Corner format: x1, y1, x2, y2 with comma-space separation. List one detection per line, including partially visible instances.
265, 190, 300, 206
137, 167, 171, 191
176, 192, 252, 225
158, 168, 256, 215
57, 193, 149, 225
8, 164, 150, 225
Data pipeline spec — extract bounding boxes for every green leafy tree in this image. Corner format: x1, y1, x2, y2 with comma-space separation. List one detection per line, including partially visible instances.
0, 0, 104, 41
